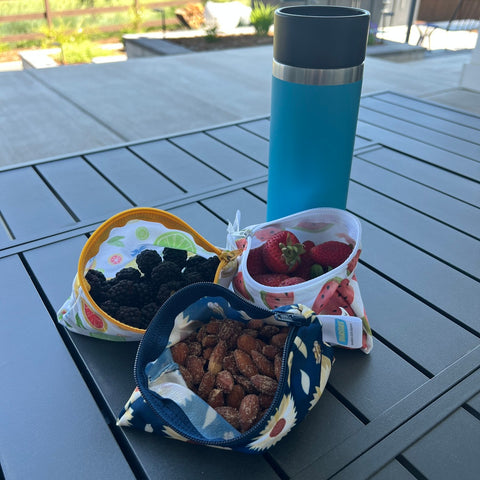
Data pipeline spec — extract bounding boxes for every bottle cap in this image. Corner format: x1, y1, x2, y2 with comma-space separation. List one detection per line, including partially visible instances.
273, 6, 370, 70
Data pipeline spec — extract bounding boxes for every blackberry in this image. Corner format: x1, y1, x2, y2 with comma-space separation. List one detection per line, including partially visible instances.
85, 270, 109, 304
100, 300, 120, 317
136, 249, 162, 277
196, 256, 220, 281
108, 279, 138, 307
183, 270, 204, 285
156, 280, 183, 305
105, 277, 119, 290
184, 255, 207, 274
85, 269, 106, 288
141, 302, 159, 326
151, 261, 182, 287
134, 278, 155, 306
115, 267, 141, 282
163, 247, 188, 269
116, 306, 144, 329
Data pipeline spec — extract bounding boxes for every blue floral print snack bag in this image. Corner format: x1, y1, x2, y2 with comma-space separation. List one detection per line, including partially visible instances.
117, 283, 334, 453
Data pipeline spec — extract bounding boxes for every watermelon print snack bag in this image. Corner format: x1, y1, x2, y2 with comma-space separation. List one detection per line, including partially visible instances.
227, 208, 373, 354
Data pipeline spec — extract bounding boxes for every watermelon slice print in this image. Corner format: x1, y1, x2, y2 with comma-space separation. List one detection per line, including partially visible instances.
233, 272, 253, 301
347, 249, 361, 275
337, 278, 354, 304
83, 302, 107, 332
254, 226, 282, 241
261, 291, 294, 309
235, 238, 248, 251
294, 221, 333, 233
312, 279, 339, 313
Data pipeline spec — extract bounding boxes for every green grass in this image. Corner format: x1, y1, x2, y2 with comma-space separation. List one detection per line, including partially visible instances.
53, 39, 117, 64
0, 0, 183, 48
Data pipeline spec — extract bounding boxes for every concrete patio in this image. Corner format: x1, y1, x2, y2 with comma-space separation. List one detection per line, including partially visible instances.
0, 29, 478, 168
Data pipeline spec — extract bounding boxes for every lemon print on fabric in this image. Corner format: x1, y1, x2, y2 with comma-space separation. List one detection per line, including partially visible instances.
135, 226, 150, 241
154, 231, 197, 253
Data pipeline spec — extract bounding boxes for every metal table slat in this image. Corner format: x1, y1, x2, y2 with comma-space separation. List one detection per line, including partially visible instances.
356, 264, 480, 375
130, 139, 230, 189
351, 156, 480, 239
401, 406, 480, 479
358, 104, 480, 161
170, 132, 267, 180
368, 460, 417, 479
327, 369, 480, 480
348, 181, 480, 276
36, 156, 133, 220
357, 147, 480, 208
201, 188, 268, 227
167, 202, 229, 247
85, 148, 184, 204
0, 254, 134, 480
362, 96, 480, 146
355, 121, 480, 181
207, 125, 270, 166
291, 347, 480, 480
268, 390, 364, 477
239, 118, 271, 139
328, 342, 428, 421
375, 92, 480, 131
356, 219, 480, 333
0, 166, 76, 240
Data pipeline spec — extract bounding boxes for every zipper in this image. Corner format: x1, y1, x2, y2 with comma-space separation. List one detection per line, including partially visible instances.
273, 311, 311, 326
133, 286, 308, 447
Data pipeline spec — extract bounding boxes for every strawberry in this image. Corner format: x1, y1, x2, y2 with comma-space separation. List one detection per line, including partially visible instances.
279, 277, 304, 286
246, 246, 267, 276
295, 240, 315, 280
310, 241, 353, 269
262, 230, 304, 274
303, 240, 315, 251
253, 273, 289, 287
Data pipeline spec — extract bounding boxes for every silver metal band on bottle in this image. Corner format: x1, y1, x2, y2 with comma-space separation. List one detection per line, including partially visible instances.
273, 59, 364, 86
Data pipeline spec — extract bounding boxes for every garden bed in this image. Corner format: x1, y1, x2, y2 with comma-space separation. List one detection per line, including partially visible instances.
167, 32, 273, 51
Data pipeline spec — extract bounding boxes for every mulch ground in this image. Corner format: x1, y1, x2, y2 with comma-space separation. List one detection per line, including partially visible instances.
168, 33, 273, 52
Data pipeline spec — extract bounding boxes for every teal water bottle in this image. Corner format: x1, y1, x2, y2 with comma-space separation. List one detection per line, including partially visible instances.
267, 6, 370, 221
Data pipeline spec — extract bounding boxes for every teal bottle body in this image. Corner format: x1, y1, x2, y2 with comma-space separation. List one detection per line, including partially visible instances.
266, 5, 370, 221
267, 75, 363, 220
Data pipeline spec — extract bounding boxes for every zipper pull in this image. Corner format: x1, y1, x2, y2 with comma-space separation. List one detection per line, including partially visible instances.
273, 311, 311, 326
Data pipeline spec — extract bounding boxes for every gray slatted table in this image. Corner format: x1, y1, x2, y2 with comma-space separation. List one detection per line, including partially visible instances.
1, 91, 479, 480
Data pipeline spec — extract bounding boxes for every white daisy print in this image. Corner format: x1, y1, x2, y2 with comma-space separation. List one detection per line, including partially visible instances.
309, 354, 332, 410
247, 394, 297, 452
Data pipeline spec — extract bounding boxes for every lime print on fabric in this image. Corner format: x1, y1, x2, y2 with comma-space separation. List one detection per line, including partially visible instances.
135, 226, 150, 240
154, 231, 197, 253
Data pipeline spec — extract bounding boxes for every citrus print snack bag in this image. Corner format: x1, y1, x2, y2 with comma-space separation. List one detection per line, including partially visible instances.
117, 283, 334, 453
57, 208, 239, 341
227, 208, 373, 354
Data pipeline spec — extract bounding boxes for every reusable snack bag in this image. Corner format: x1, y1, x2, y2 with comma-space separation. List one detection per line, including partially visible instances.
227, 208, 373, 354
57, 208, 239, 341
117, 283, 334, 453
